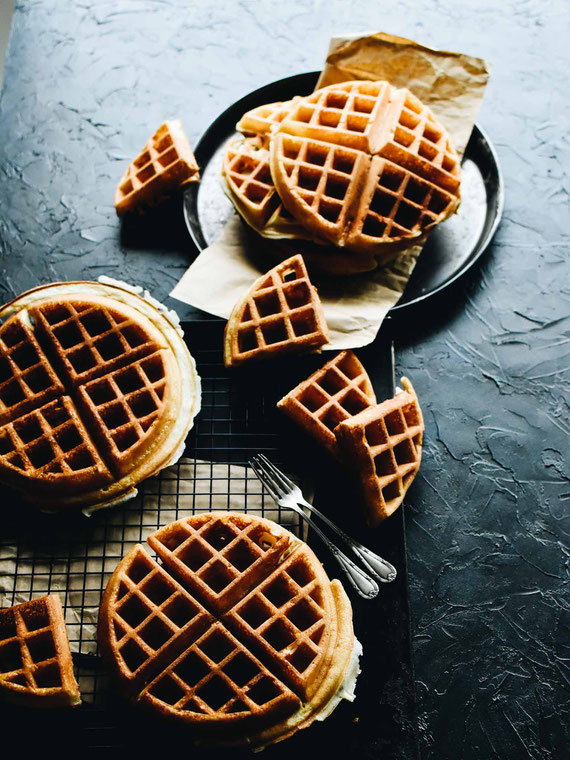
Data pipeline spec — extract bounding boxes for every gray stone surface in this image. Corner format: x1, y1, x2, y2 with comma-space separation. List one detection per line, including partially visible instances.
0, 1, 568, 758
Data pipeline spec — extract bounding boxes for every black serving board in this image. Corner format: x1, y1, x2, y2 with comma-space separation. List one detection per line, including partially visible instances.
0, 317, 417, 759
183, 71, 503, 310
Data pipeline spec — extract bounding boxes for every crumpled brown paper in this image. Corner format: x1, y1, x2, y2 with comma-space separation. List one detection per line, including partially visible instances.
171, 32, 490, 349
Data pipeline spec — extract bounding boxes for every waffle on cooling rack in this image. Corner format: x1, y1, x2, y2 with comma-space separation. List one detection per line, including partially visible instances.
115, 120, 200, 215
224, 79, 460, 263
0, 280, 201, 512
98, 512, 357, 748
224, 255, 329, 367
0, 595, 80, 708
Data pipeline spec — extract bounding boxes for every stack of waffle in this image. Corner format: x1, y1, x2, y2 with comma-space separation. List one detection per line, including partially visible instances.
223, 80, 461, 272
0, 280, 201, 512
98, 512, 358, 749
278, 353, 424, 524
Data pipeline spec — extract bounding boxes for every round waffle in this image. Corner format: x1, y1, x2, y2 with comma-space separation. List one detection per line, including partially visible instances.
98, 512, 358, 749
0, 280, 201, 512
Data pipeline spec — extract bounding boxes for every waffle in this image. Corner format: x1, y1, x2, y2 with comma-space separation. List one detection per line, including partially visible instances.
0, 396, 112, 498
0, 280, 201, 511
98, 512, 357, 748
0, 595, 81, 708
222, 137, 282, 230
335, 377, 424, 524
269, 80, 461, 254
223, 255, 329, 368
97, 545, 213, 695
0, 311, 64, 426
236, 100, 295, 139
277, 350, 376, 457
278, 80, 393, 153
115, 120, 200, 216
147, 512, 296, 614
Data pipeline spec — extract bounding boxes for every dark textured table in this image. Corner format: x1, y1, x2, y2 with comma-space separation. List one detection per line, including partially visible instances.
0, 2, 568, 758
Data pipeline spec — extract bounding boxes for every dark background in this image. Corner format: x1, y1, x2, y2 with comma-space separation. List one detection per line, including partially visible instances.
0, 2, 568, 758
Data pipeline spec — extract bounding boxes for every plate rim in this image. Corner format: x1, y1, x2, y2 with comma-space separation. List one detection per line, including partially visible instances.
183, 71, 504, 312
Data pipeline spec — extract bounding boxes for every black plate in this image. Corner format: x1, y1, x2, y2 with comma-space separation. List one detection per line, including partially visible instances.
183, 72, 503, 310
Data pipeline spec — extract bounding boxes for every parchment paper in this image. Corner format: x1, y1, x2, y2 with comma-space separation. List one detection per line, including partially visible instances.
171, 31, 490, 349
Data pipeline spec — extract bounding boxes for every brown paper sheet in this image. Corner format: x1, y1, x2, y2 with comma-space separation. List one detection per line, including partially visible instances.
171, 32, 490, 350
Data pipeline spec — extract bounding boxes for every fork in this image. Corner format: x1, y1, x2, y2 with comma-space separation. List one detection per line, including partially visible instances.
251, 454, 396, 598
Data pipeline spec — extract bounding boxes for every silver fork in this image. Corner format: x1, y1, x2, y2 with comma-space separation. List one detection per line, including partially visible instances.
251, 455, 396, 598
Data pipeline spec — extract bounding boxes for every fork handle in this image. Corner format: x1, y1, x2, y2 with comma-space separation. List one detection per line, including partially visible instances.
298, 499, 397, 583
300, 514, 379, 599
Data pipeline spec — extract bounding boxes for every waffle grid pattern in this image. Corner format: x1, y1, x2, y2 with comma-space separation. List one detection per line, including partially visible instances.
0, 319, 306, 719
143, 622, 296, 717
0, 396, 110, 481
228, 549, 327, 691
0, 314, 64, 424
0, 597, 78, 701
224, 138, 280, 228
115, 121, 199, 214
32, 301, 161, 387
280, 81, 391, 151
148, 514, 290, 613
79, 352, 168, 464
110, 547, 211, 681
226, 257, 327, 362
278, 350, 376, 454
336, 381, 424, 522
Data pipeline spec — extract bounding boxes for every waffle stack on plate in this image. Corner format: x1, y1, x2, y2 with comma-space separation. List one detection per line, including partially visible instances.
0, 595, 81, 708
0, 280, 201, 512
223, 80, 461, 271
98, 512, 358, 749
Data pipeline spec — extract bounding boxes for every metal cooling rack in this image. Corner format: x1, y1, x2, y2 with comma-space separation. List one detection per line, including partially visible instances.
0, 318, 307, 711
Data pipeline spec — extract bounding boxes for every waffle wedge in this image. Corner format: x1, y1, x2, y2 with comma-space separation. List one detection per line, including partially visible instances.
0, 280, 201, 512
277, 350, 376, 457
223, 255, 329, 368
98, 512, 358, 748
0, 595, 81, 708
335, 377, 424, 524
115, 120, 199, 216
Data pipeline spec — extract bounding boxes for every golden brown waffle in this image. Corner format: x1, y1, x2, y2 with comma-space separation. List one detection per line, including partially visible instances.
0, 281, 201, 511
0, 396, 112, 497
98, 512, 356, 748
278, 80, 392, 152
115, 120, 199, 216
147, 513, 296, 615
29, 295, 166, 388
236, 100, 295, 138
139, 621, 300, 736
77, 349, 178, 478
0, 595, 81, 708
223, 255, 329, 368
222, 137, 281, 229
277, 350, 376, 457
0, 312, 64, 426
269, 80, 461, 254
97, 545, 213, 694
335, 377, 424, 524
